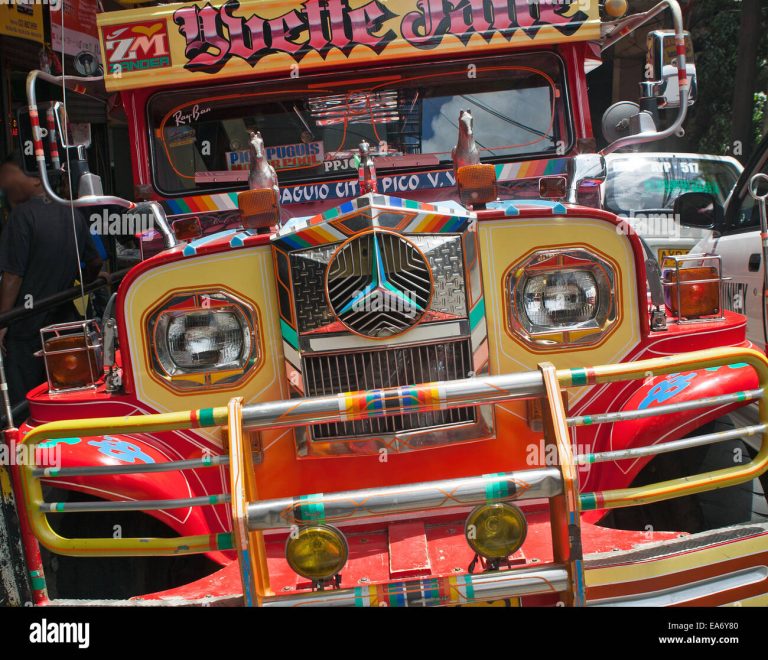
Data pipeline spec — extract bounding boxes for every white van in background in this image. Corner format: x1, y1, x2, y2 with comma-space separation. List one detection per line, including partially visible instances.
681, 136, 768, 350
604, 153, 742, 264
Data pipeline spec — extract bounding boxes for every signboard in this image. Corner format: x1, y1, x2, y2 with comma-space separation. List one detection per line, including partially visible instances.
226, 141, 324, 171
51, 0, 101, 61
98, 0, 600, 92
0, 4, 44, 43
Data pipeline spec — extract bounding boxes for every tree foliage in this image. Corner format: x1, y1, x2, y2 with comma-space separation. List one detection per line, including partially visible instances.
686, 0, 768, 155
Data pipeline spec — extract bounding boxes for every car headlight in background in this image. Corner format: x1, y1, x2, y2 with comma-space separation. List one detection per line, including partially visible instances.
506, 248, 618, 349
148, 291, 259, 390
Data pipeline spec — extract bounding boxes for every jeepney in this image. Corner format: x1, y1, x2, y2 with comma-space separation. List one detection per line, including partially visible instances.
3, 0, 768, 607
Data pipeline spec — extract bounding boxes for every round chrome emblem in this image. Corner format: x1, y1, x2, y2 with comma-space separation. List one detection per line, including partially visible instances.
326, 230, 432, 338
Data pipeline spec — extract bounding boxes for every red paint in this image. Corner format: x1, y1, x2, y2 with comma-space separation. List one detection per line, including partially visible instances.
388, 521, 432, 579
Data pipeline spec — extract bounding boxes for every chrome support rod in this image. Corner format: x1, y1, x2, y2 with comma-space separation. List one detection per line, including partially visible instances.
601, 2, 669, 51
567, 389, 763, 428
601, 1, 690, 155
41, 493, 230, 514
32, 454, 228, 479
247, 468, 562, 530
577, 424, 767, 466
26, 71, 179, 249
240, 370, 546, 431
262, 564, 570, 607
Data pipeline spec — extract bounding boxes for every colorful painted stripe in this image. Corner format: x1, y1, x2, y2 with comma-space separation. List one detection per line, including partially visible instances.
183, 229, 239, 256
280, 319, 299, 351
296, 494, 326, 524
569, 367, 596, 387
496, 158, 568, 181
483, 473, 513, 501
469, 297, 486, 331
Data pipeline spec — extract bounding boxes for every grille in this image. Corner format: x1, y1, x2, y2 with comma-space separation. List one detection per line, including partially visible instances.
326, 231, 432, 338
303, 340, 476, 440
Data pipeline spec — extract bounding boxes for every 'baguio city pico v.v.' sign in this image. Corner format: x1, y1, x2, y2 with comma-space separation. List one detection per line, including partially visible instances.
97, 0, 600, 91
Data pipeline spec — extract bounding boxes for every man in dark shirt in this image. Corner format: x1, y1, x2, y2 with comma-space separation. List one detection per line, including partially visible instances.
0, 156, 102, 406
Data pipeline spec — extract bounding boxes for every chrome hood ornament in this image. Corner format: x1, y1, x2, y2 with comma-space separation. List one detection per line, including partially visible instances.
451, 110, 480, 175
357, 139, 377, 194
247, 130, 279, 195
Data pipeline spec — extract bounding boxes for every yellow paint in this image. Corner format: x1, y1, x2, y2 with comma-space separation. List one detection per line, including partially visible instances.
0, 5, 44, 43
479, 217, 642, 404
97, 0, 601, 92
586, 530, 768, 589
122, 246, 287, 447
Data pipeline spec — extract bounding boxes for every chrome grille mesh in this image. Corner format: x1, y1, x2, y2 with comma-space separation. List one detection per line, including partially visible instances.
304, 340, 475, 440
326, 231, 432, 338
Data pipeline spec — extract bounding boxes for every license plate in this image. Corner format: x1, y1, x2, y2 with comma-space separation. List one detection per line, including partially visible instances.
658, 248, 689, 266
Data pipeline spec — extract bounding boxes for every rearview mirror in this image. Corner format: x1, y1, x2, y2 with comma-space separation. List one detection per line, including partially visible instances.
53, 101, 92, 149
674, 192, 723, 230
16, 104, 64, 177
646, 30, 698, 109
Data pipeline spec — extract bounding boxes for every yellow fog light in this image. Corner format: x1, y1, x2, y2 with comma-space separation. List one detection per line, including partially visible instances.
465, 503, 527, 560
285, 525, 348, 581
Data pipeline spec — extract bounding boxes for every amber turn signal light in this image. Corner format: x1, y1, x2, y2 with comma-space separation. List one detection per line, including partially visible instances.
663, 266, 720, 318
43, 335, 102, 389
238, 188, 279, 233
456, 164, 497, 208
172, 216, 203, 241
539, 176, 567, 200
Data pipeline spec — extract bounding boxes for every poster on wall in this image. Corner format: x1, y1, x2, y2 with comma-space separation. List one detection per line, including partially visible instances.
51, 0, 101, 67
0, 4, 45, 43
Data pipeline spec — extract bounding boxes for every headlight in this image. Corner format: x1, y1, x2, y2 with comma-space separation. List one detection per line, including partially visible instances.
148, 291, 259, 390
285, 525, 348, 582
506, 248, 618, 349
465, 503, 527, 560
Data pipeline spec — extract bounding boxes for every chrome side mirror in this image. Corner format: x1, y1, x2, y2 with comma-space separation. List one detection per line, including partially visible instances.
646, 29, 698, 109
673, 192, 723, 230
52, 101, 92, 149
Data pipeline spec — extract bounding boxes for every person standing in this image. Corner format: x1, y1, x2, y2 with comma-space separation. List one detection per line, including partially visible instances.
0, 155, 102, 407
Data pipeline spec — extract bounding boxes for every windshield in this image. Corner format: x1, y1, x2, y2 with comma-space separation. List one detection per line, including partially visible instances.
604, 156, 741, 216
148, 53, 571, 197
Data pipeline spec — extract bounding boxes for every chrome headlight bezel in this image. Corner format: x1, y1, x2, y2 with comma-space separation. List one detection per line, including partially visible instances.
506, 247, 618, 349
147, 290, 260, 391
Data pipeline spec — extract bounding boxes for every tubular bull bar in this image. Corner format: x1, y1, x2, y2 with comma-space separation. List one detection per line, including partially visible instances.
17, 347, 768, 606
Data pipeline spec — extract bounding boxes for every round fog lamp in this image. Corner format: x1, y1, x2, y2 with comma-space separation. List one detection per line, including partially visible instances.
465, 503, 527, 560
285, 525, 348, 581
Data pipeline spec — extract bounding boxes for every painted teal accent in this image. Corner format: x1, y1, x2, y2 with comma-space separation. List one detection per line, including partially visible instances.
280, 319, 299, 350
199, 408, 216, 427
202, 455, 212, 466
354, 587, 364, 607
463, 574, 475, 601
570, 369, 588, 386
37, 437, 81, 449
469, 297, 486, 330
216, 532, 234, 550
583, 416, 593, 426
208, 495, 219, 504
483, 473, 508, 501
297, 494, 325, 523
56, 502, 65, 512
580, 493, 597, 511
29, 573, 46, 590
